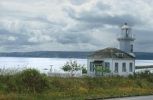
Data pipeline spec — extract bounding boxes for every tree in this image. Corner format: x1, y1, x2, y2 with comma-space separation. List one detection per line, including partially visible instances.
82, 67, 87, 74
62, 60, 83, 77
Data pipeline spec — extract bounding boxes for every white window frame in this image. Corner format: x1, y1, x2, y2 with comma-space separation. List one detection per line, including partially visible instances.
129, 63, 133, 72
114, 62, 118, 73
105, 62, 110, 70
122, 62, 126, 72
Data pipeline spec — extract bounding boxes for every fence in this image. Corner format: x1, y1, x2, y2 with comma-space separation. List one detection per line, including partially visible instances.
48, 72, 82, 77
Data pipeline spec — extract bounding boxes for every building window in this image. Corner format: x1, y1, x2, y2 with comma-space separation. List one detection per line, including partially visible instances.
122, 63, 126, 72
115, 53, 124, 58
114, 63, 118, 73
129, 63, 133, 72
90, 62, 94, 72
105, 62, 110, 70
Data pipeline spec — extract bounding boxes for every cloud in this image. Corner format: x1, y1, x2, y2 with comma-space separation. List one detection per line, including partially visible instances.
0, 0, 152, 52
67, 3, 142, 27
70, 0, 88, 5
55, 31, 100, 46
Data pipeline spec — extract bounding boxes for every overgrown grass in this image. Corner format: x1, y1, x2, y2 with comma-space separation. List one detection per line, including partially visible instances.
0, 69, 153, 100
0, 69, 49, 93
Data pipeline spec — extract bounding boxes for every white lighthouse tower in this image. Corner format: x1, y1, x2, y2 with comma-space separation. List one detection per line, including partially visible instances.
117, 23, 135, 53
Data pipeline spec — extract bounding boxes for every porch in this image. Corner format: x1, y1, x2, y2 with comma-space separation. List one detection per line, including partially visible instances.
90, 60, 110, 76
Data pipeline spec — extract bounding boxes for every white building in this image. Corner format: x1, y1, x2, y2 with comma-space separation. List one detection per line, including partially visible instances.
87, 23, 135, 77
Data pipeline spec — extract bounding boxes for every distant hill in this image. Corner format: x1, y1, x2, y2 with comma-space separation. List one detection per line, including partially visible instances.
0, 51, 91, 59
134, 52, 153, 60
0, 51, 153, 60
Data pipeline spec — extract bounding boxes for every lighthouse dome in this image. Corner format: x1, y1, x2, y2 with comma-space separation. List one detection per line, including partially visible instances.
121, 23, 130, 29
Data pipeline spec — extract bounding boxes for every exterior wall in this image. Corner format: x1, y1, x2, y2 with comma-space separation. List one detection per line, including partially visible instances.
112, 59, 135, 76
87, 59, 93, 76
87, 58, 135, 77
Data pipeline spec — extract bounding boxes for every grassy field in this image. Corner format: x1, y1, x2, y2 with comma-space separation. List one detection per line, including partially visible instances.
0, 69, 153, 100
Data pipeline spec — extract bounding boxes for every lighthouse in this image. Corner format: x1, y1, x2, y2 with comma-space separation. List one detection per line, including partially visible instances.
87, 22, 136, 77
117, 23, 135, 53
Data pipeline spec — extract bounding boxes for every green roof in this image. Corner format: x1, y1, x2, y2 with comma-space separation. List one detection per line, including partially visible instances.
88, 48, 135, 59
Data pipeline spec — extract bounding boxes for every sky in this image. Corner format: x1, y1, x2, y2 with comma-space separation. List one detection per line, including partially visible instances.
0, 0, 153, 52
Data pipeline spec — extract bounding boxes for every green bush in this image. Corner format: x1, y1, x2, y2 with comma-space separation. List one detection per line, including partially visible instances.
16, 69, 50, 93
0, 69, 50, 93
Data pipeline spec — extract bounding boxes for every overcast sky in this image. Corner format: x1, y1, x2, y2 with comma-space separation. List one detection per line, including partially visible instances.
0, 0, 153, 52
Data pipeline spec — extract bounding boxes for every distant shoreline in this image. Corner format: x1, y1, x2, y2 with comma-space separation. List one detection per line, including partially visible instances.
0, 51, 153, 60
0, 56, 152, 60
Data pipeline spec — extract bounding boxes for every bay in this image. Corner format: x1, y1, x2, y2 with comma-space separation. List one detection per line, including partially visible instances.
0, 57, 86, 74
0, 57, 152, 74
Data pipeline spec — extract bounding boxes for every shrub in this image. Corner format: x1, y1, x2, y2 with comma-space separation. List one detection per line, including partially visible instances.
130, 71, 153, 82
16, 69, 50, 93
61, 60, 83, 77
82, 67, 87, 74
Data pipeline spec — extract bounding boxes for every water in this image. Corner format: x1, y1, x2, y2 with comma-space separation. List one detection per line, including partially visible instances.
135, 60, 153, 66
0, 57, 152, 74
0, 57, 87, 74
135, 60, 153, 73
